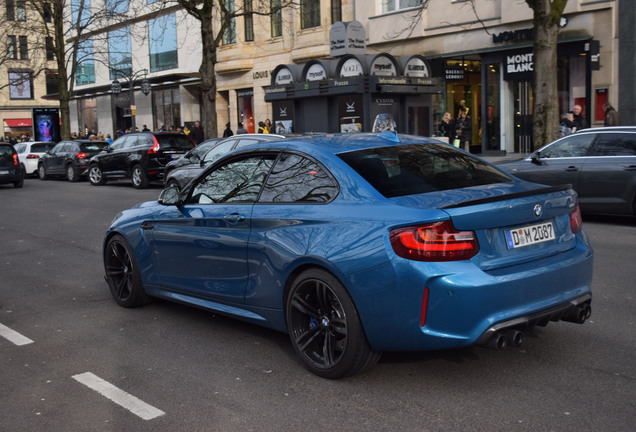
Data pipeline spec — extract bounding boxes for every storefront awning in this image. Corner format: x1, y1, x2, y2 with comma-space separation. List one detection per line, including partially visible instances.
4, 119, 32, 127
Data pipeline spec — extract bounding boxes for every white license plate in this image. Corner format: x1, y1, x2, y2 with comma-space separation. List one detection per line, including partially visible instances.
505, 221, 555, 249
0, 170, 9, 175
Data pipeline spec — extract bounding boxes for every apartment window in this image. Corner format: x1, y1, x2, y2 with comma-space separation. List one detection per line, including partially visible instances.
271, 0, 282, 38
149, 13, 178, 72
381, 0, 423, 13
300, 0, 320, 29
46, 37, 55, 61
45, 70, 59, 96
16, 1, 26, 21
8, 36, 17, 60
9, 71, 33, 99
19, 36, 28, 59
105, 0, 128, 15
332, 0, 342, 23
222, 0, 236, 45
76, 38, 95, 85
43, 3, 52, 22
108, 27, 132, 79
245, 0, 254, 42
71, 0, 91, 27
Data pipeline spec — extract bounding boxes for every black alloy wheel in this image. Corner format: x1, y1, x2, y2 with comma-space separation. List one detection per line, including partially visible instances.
286, 269, 380, 379
104, 235, 149, 308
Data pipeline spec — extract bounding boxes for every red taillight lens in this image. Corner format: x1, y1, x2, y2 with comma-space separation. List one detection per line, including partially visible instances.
76, 152, 88, 159
390, 220, 479, 261
13, 154, 19, 166
26, 154, 39, 159
570, 202, 583, 234
148, 137, 160, 154
420, 287, 430, 327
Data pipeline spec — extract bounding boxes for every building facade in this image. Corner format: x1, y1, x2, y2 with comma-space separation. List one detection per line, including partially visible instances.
61, 0, 621, 155
1, 0, 59, 142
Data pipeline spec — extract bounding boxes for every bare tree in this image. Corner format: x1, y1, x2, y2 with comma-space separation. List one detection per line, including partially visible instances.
161, 0, 297, 139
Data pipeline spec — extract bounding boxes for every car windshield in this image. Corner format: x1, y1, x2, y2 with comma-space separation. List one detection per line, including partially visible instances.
80, 142, 109, 151
0, 145, 16, 161
31, 143, 55, 153
156, 135, 195, 150
338, 144, 513, 198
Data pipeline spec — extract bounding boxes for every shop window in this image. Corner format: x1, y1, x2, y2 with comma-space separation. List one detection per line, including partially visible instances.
78, 99, 98, 135
237, 90, 254, 133
149, 13, 178, 72
381, 0, 423, 14
108, 27, 132, 79
331, 0, 341, 23
245, 0, 254, 41
270, 0, 282, 37
222, 0, 236, 45
9, 71, 33, 100
76, 38, 95, 85
300, 0, 320, 29
153, 88, 181, 131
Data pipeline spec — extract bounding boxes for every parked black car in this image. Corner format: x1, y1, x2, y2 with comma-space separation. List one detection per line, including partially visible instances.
165, 134, 285, 189
0, 143, 23, 188
497, 126, 636, 216
87, 132, 196, 189
38, 140, 109, 182
163, 137, 223, 180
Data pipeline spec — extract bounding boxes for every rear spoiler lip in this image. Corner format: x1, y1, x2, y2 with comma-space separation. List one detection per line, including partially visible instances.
440, 184, 574, 210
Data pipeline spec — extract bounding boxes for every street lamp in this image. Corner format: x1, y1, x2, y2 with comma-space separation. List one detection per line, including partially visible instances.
110, 69, 151, 132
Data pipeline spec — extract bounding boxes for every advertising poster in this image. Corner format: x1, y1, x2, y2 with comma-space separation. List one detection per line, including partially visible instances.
338, 95, 363, 132
32, 108, 61, 143
273, 101, 294, 133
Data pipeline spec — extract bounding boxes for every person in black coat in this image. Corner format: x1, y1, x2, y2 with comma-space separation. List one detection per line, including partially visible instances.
223, 122, 233, 138
190, 121, 205, 144
454, 108, 472, 151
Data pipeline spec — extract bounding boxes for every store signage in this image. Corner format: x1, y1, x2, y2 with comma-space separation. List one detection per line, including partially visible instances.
370, 55, 397, 77
330, 21, 366, 57
339, 58, 364, 77
504, 51, 533, 81
404, 56, 430, 78
586, 40, 600, 71
237, 89, 254, 97
274, 67, 294, 85
253, 70, 269, 80
493, 28, 533, 44
273, 101, 294, 134
445, 67, 464, 81
306, 63, 327, 81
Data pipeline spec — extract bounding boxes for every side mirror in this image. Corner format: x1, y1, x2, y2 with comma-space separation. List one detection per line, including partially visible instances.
158, 185, 181, 206
530, 152, 541, 165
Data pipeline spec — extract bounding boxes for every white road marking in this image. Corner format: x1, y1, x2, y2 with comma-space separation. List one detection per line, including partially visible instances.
0, 322, 34, 346
72, 372, 165, 420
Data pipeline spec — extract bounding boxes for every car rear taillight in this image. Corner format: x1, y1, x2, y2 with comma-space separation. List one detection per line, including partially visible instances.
13, 154, 19, 166
148, 137, 160, 154
26, 154, 39, 159
390, 220, 479, 261
570, 202, 583, 234
76, 152, 88, 159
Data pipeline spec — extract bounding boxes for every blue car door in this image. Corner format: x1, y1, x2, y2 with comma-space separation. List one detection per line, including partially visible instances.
149, 153, 276, 303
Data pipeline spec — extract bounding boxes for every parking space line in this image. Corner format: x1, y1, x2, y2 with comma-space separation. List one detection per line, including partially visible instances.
72, 372, 165, 420
0, 322, 34, 346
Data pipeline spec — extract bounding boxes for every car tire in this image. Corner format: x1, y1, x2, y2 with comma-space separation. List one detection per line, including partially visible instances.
66, 164, 79, 182
88, 165, 106, 186
20, 163, 27, 179
285, 268, 381, 379
131, 165, 149, 189
13, 177, 24, 188
104, 234, 150, 308
38, 164, 48, 180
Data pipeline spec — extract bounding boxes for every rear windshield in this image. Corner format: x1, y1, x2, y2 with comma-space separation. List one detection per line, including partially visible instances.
0, 145, 16, 162
338, 144, 513, 198
156, 134, 195, 150
31, 143, 55, 153
79, 142, 109, 152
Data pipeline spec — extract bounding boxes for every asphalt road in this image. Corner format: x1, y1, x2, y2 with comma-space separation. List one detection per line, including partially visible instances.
1, 178, 634, 431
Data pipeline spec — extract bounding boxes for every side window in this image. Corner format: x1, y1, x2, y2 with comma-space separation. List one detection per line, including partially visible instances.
15, 144, 25, 154
111, 136, 128, 150
259, 153, 339, 203
540, 134, 595, 158
202, 140, 236, 164
591, 133, 636, 156
234, 139, 261, 150
51, 143, 64, 154
190, 155, 276, 204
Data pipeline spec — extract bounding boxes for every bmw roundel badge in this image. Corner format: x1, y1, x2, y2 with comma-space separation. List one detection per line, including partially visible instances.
534, 204, 543, 218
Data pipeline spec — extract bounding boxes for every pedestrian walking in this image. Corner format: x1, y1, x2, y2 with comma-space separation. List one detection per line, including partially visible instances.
236, 122, 248, 134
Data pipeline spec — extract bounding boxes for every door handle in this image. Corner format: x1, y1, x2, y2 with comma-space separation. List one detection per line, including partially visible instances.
565, 166, 579, 172
141, 222, 154, 230
223, 214, 245, 224
624, 165, 636, 171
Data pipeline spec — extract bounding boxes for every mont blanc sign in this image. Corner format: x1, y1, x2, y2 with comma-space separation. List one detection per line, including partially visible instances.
330, 21, 366, 57
503, 49, 534, 81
